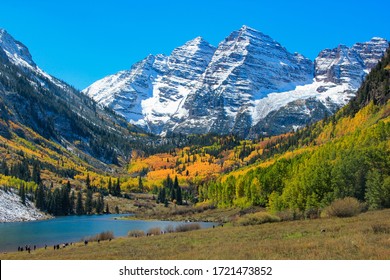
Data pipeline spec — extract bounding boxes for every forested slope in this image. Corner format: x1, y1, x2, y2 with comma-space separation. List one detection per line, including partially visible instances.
198, 47, 390, 213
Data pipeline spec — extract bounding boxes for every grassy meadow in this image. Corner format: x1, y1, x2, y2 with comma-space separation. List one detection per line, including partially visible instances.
2, 209, 390, 260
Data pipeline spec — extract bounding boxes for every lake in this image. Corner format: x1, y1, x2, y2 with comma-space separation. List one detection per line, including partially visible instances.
0, 214, 215, 252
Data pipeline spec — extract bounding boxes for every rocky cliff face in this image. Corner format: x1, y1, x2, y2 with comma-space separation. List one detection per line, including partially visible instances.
84, 26, 388, 138
314, 37, 388, 88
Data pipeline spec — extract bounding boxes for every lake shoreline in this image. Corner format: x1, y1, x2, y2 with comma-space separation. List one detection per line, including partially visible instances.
0, 213, 216, 253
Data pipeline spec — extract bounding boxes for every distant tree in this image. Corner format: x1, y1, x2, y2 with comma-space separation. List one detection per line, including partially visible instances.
114, 178, 121, 197
19, 183, 26, 205
115, 205, 120, 214
65, 180, 71, 192
11, 159, 30, 181
0, 159, 9, 176
76, 191, 84, 215
176, 186, 183, 205
95, 193, 104, 214
85, 189, 93, 214
31, 162, 41, 185
108, 177, 113, 195
61, 184, 71, 215
86, 173, 91, 189
52, 188, 63, 216
157, 187, 166, 204
46, 190, 54, 214
164, 175, 173, 189
105, 203, 110, 214
138, 176, 144, 193
366, 170, 390, 210
35, 183, 46, 210
69, 190, 76, 215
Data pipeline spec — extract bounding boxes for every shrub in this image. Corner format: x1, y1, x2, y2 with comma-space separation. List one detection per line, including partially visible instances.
305, 208, 320, 219
175, 223, 201, 232
372, 223, 390, 234
165, 224, 175, 233
128, 230, 145, 237
324, 197, 363, 218
85, 231, 114, 242
276, 210, 304, 221
235, 212, 281, 226
147, 227, 162, 236
194, 201, 216, 213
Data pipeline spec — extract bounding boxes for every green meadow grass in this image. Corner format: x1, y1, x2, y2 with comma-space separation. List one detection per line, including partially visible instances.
2, 209, 390, 260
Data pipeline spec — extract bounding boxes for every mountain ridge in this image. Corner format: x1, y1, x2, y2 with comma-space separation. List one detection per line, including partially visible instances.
84, 26, 388, 137
0, 28, 146, 170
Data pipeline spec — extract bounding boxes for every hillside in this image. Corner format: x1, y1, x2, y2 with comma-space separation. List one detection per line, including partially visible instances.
0, 30, 164, 218
0, 29, 146, 168
197, 47, 390, 212
124, 46, 390, 215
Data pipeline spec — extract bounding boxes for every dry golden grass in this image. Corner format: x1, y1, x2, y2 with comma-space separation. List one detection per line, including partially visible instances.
2, 209, 390, 260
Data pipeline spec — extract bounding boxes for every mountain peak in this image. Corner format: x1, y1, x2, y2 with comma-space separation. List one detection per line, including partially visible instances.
170, 36, 216, 61
239, 25, 257, 32
224, 25, 275, 46
0, 28, 35, 67
370, 37, 388, 43
187, 36, 206, 45
176, 36, 214, 52
237, 25, 268, 38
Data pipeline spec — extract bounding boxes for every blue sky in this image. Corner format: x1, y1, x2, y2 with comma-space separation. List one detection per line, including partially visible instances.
1, 0, 389, 90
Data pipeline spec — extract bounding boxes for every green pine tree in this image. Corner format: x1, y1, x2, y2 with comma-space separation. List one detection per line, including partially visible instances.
115, 178, 121, 197
19, 183, 26, 205
85, 189, 93, 214
69, 190, 76, 215
95, 193, 104, 214
76, 191, 84, 215
108, 177, 113, 195
35, 183, 46, 210
138, 176, 144, 193
86, 173, 91, 189
32, 162, 41, 185
0, 159, 9, 176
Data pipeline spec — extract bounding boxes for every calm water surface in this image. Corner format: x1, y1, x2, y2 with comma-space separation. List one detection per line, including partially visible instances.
0, 214, 215, 252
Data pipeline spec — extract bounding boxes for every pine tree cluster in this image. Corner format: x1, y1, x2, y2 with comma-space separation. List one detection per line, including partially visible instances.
156, 175, 183, 205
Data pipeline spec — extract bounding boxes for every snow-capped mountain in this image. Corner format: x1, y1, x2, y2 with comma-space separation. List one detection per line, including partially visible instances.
167, 26, 314, 136
0, 28, 67, 89
84, 26, 388, 137
248, 36, 389, 137
84, 36, 216, 133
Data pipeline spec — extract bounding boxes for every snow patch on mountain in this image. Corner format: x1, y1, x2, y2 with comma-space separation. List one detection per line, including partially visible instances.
0, 188, 50, 223
250, 81, 351, 124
